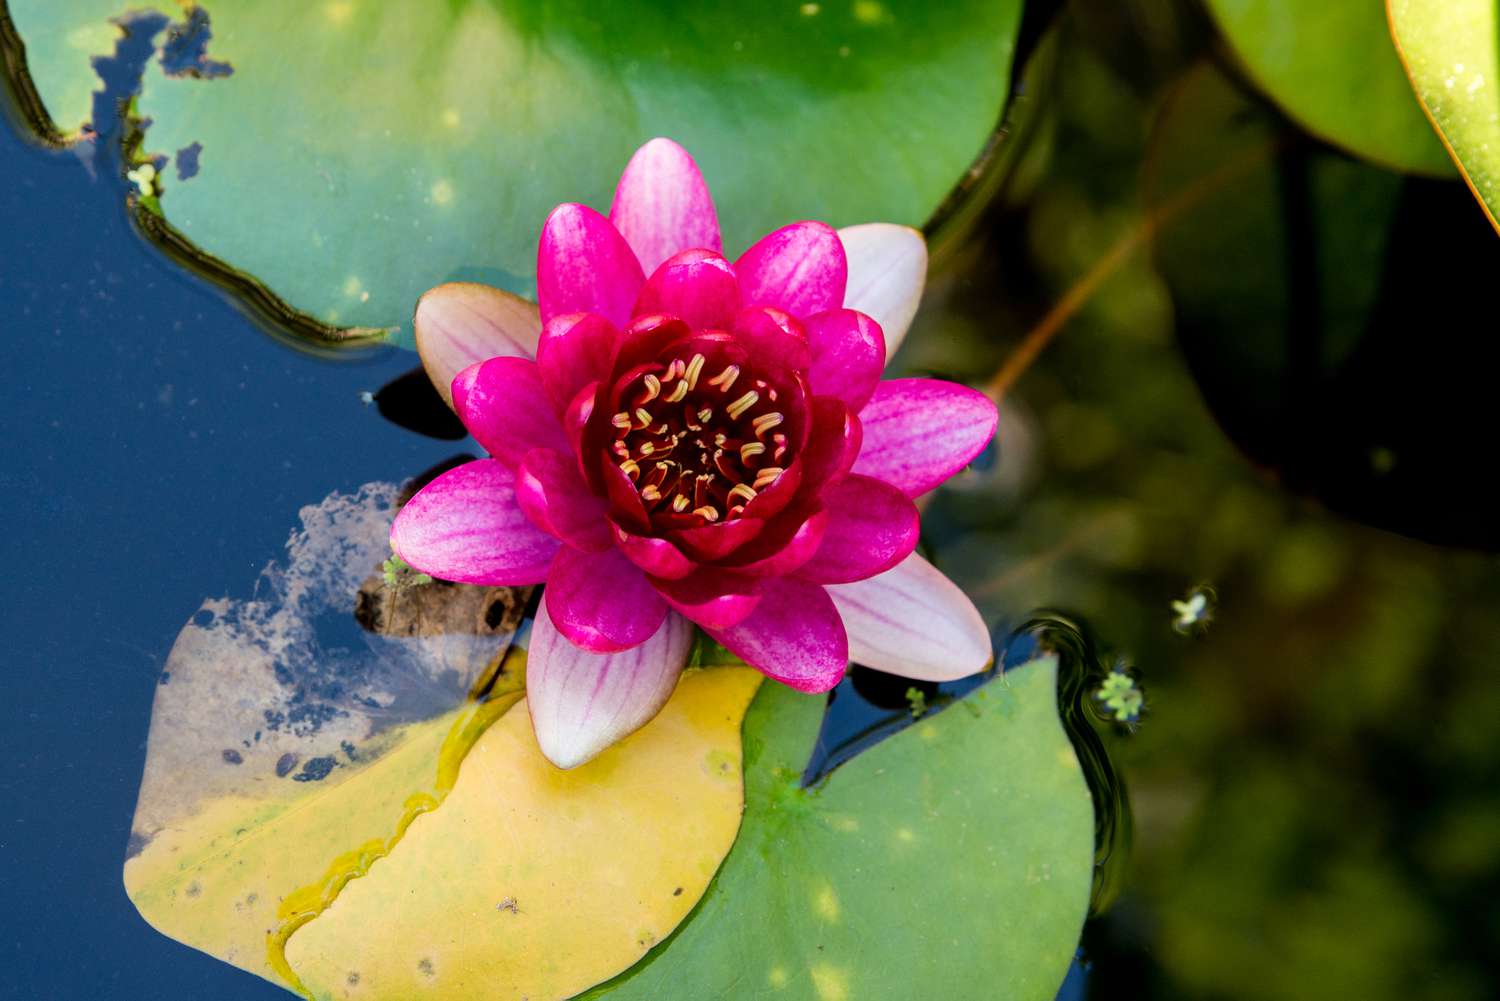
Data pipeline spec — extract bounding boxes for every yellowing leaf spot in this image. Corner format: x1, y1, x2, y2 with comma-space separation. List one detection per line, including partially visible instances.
441, 109, 461, 129
813, 882, 840, 923
811, 963, 851, 1001
430, 180, 455, 206
325, 2, 355, 25
1056, 746, 1079, 770
894, 827, 916, 844
768, 966, 790, 988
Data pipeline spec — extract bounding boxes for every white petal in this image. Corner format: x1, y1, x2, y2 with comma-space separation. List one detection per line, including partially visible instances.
827, 552, 991, 681
837, 223, 927, 362
526, 597, 692, 769
414, 282, 542, 407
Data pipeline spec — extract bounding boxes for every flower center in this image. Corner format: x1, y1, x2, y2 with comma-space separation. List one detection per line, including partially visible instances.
610, 351, 790, 527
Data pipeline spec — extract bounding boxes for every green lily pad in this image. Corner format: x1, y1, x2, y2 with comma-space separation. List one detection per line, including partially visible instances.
586, 656, 1095, 1001
1388, 0, 1500, 233
1202, 0, 1452, 176
4, 0, 1024, 341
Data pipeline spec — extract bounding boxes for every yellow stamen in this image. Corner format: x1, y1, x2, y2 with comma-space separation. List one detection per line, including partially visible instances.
619, 459, 640, 479
611, 411, 632, 430
672, 494, 690, 513
726, 390, 759, 420
754, 466, 782, 489
692, 505, 721, 522
664, 379, 690, 403
634, 407, 653, 428
740, 441, 766, 462
751, 412, 783, 438
706, 364, 740, 392
728, 483, 757, 505
640, 484, 661, 503
684, 353, 706, 390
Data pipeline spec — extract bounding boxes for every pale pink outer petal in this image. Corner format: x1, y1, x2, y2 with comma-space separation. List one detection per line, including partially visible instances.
804, 309, 885, 412
526, 598, 693, 769
708, 578, 848, 693
735, 221, 847, 318
827, 552, 992, 682
538, 203, 645, 328
536, 313, 618, 413
851, 378, 998, 497
634, 250, 742, 331
837, 223, 927, 361
391, 460, 559, 585
609, 137, 722, 275
515, 448, 612, 552
414, 283, 542, 407
452, 357, 571, 467
795, 474, 919, 585
544, 545, 669, 653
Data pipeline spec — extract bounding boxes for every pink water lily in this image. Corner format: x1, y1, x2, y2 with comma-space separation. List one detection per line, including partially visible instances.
394, 139, 998, 768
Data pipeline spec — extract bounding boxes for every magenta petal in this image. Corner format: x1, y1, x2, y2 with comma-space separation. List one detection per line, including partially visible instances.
515, 448, 611, 552
795, 475, 919, 585
731, 306, 811, 372
614, 524, 698, 580
670, 516, 764, 562
633, 249, 741, 330
544, 545, 668, 653
735, 221, 848, 318
538, 203, 645, 328
828, 553, 991, 682
414, 283, 542, 407
801, 397, 863, 487
708, 578, 848, 693
723, 508, 829, 578
536, 313, 618, 413
651, 568, 762, 630
391, 460, 559, 585
452, 357, 571, 467
608, 138, 722, 275
805, 309, 885, 412
852, 378, 999, 497
527, 600, 692, 769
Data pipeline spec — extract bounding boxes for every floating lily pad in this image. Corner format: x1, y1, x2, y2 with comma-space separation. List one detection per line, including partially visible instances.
1203, 0, 1452, 176
122, 482, 762, 997
586, 656, 1095, 1001
5, 0, 1024, 340
1388, 0, 1500, 233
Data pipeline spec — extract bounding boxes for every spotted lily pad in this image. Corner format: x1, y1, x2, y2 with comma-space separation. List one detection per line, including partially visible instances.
585, 656, 1095, 1001
1388, 0, 1500, 233
122, 482, 762, 997
4, 0, 1024, 340
1203, 0, 1452, 176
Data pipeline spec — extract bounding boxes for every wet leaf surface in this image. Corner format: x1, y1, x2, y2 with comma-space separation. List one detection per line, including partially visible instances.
6, 0, 1024, 339
585, 656, 1094, 1001
1203, 0, 1451, 176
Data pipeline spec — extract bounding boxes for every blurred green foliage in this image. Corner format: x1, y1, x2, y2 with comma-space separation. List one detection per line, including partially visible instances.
892, 2, 1500, 997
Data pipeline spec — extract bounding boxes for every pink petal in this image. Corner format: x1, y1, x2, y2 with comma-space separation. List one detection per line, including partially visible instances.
670, 516, 764, 562
536, 313, 618, 413
544, 545, 667, 653
651, 568, 762, 630
721, 507, 829, 578
452, 357, 571, 467
633, 249, 741, 330
837, 224, 926, 360
608, 137, 722, 276
800, 397, 863, 487
828, 552, 991, 682
795, 475, 919, 585
852, 378, 998, 497
515, 448, 611, 552
527, 599, 692, 769
414, 283, 542, 407
391, 460, 559, 585
537, 203, 645, 328
735, 221, 847, 318
804, 309, 885, 411
613, 524, 698, 580
708, 578, 848, 693
731, 306, 811, 372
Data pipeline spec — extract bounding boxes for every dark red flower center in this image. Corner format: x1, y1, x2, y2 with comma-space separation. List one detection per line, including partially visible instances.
610, 347, 793, 530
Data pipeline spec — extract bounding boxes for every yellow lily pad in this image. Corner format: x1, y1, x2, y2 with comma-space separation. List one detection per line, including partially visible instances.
283, 667, 762, 1000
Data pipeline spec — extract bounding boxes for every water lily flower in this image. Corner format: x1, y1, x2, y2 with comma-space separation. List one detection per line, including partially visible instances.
394, 139, 998, 768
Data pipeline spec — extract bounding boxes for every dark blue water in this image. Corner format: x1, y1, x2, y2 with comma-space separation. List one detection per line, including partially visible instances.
0, 108, 449, 1000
